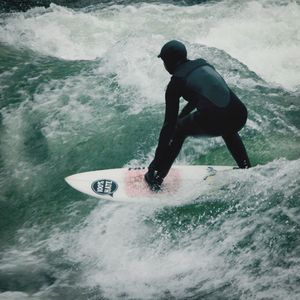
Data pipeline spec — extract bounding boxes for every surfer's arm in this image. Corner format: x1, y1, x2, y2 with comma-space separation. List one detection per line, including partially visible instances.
178, 101, 196, 119
150, 77, 182, 170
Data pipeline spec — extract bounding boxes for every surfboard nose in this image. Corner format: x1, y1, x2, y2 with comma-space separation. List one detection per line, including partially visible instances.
64, 174, 79, 189
64, 175, 71, 184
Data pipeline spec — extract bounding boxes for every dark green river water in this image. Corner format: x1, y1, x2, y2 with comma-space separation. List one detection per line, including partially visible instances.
0, 1, 299, 299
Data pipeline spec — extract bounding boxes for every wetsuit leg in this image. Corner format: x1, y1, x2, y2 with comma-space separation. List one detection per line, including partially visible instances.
222, 132, 251, 168
157, 105, 251, 178
157, 112, 212, 178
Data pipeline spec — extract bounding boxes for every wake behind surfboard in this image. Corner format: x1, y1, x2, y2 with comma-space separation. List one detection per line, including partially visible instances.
65, 165, 234, 202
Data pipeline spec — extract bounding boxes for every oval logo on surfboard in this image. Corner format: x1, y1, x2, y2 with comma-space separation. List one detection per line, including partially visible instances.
91, 179, 118, 197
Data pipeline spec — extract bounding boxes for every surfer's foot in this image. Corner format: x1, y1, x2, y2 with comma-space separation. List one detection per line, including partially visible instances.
144, 170, 163, 192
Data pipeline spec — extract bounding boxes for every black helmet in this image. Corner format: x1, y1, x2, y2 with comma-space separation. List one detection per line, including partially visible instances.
158, 40, 187, 74
158, 40, 187, 63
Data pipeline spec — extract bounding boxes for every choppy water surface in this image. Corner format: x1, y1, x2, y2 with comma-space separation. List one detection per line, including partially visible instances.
0, 0, 299, 299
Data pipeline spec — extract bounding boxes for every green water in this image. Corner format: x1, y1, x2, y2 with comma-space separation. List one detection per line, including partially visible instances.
0, 1, 300, 299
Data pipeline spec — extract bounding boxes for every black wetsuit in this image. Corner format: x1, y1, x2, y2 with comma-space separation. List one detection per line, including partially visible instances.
150, 58, 251, 178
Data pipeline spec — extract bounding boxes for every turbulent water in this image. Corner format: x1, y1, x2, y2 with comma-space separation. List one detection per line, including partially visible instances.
0, 0, 300, 299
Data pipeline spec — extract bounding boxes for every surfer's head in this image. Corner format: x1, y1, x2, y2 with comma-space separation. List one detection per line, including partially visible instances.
158, 40, 187, 74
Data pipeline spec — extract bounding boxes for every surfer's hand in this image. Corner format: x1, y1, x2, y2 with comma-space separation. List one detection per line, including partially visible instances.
144, 168, 164, 192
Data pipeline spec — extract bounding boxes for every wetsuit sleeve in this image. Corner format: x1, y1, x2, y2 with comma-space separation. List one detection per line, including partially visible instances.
178, 101, 196, 119
150, 77, 183, 171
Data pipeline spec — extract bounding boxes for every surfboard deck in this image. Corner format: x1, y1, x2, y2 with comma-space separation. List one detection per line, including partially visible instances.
65, 165, 234, 202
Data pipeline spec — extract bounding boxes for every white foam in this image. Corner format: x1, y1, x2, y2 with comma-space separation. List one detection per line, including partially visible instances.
200, 1, 300, 91
48, 202, 229, 299
24, 158, 300, 299
1, 1, 299, 90
0, 4, 116, 60
0, 292, 31, 300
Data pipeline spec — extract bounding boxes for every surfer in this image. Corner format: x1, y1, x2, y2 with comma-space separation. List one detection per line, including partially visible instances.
144, 40, 251, 190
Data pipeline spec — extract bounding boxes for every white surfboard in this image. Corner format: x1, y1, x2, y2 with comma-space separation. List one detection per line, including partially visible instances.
65, 165, 234, 203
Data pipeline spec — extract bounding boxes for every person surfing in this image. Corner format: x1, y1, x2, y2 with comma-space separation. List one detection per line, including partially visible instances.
144, 40, 251, 191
